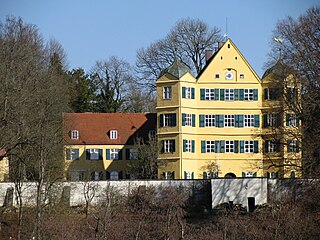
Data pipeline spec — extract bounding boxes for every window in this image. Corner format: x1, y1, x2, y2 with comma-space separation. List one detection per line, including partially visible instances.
110, 130, 118, 139
110, 149, 119, 160
185, 114, 192, 126
70, 130, 79, 140
206, 141, 215, 153
163, 171, 175, 180
203, 172, 218, 179
225, 140, 234, 153
110, 171, 119, 180
288, 140, 299, 153
66, 148, 80, 160
225, 89, 234, 101
87, 148, 103, 160
185, 140, 192, 152
244, 89, 254, 100
160, 113, 176, 127
69, 171, 85, 181
163, 140, 175, 153
286, 114, 299, 127
148, 130, 156, 138
205, 88, 215, 100
91, 171, 103, 181
244, 115, 255, 127
184, 171, 194, 179
265, 114, 278, 127
244, 141, 254, 153
265, 140, 279, 153
129, 149, 138, 160
182, 87, 194, 99
240, 74, 244, 79
215, 74, 220, 79
224, 115, 235, 127
205, 114, 215, 127
163, 86, 172, 99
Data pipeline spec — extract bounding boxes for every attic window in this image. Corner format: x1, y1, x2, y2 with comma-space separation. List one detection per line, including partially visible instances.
215, 74, 220, 79
110, 130, 118, 139
221, 56, 223, 60
240, 74, 245, 79
70, 130, 79, 140
228, 44, 230, 48
235, 57, 238, 60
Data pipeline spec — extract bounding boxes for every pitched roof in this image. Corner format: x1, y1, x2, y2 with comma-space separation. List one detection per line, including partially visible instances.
262, 61, 287, 79
158, 59, 193, 79
63, 113, 157, 145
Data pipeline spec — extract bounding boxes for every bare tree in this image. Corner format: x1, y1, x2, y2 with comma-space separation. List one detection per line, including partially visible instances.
136, 18, 222, 92
267, 6, 320, 176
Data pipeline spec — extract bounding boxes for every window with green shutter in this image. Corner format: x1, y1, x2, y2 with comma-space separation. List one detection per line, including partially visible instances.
199, 114, 205, 127
239, 89, 244, 100
182, 113, 186, 126
215, 89, 219, 100
220, 89, 225, 100
200, 89, 205, 100
182, 87, 186, 98
254, 115, 260, 127
192, 114, 196, 127
201, 141, 206, 153
253, 89, 258, 101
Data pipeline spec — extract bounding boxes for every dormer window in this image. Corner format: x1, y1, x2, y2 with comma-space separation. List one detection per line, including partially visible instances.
70, 130, 79, 140
110, 130, 118, 139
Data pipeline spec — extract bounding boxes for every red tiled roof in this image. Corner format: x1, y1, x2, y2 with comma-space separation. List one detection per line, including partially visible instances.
63, 113, 157, 145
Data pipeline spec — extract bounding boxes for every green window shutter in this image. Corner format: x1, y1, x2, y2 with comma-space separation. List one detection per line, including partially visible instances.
182, 87, 186, 98
215, 141, 219, 153
242, 172, 246, 177
172, 114, 176, 126
240, 89, 244, 101
254, 141, 259, 153
276, 114, 282, 127
219, 115, 224, 127
215, 114, 219, 126
235, 115, 239, 127
66, 149, 71, 160
183, 140, 186, 152
220, 89, 225, 100
200, 89, 205, 100
126, 149, 130, 160
191, 88, 195, 99
254, 115, 260, 127
182, 113, 186, 126
215, 89, 219, 100
98, 149, 103, 160
192, 140, 195, 153
239, 115, 244, 127
264, 140, 269, 153
118, 149, 122, 160
253, 89, 258, 101
199, 114, 205, 127
234, 89, 239, 100
276, 141, 281, 152
172, 140, 175, 152
240, 141, 244, 153
106, 149, 110, 160
184, 171, 187, 179
74, 149, 79, 160
192, 114, 196, 127
86, 149, 90, 160
159, 114, 163, 127
234, 140, 239, 153
220, 140, 225, 153
160, 141, 164, 153
253, 172, 257, 177
201, 141, 206, 153
263, 114, 268, 127
191, 172, 194, 179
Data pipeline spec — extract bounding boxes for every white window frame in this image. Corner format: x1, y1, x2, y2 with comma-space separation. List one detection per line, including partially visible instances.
287, 114, 298, 127
246, 172, 253, 177
110, 148, 119, 160
244, 140, 254, 153
205, 88, 215, 100
164, 140, 174, 153
244, 114, 255, 127
206, 141, 215, 153
268, 142, 277, 153
110, 130, 118, 139
71, 130, 79, 140
163, 86, 172, 99
224, 115, 235, 127
240, 74, 245, 79
288, 140, 298, 153
185, 87, 192, 99
225, 140, 234, 153
225, 89, 234, 101
185, 172, 192, 179
185, 113, 192, 126
185, 140, 192, 152
244, 89, 254, 100
268, 114, 277, 127
205, 114, 215, 127
163, 114, 174, 127
89, 149, 99, 160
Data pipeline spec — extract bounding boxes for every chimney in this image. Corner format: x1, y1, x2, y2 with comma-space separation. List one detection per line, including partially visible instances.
205, 49, 213, 63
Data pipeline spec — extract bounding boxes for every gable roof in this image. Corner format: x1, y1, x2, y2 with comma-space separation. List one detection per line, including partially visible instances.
158, 59, 193, 79
63, 113, 156, 145
197, 39, 260, 81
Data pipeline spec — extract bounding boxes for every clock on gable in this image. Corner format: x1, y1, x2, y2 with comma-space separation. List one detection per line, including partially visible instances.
225, 71, 233, 80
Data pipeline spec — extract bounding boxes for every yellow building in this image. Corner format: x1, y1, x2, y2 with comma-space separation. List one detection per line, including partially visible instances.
157, 39, 301, 179
0, 149, 9, 181
63, 113, 156, 180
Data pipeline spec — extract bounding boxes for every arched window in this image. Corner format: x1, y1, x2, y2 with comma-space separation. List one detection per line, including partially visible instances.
110, 171, 119, 180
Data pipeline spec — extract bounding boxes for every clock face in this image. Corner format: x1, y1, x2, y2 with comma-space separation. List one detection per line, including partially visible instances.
226, 71, 233, 80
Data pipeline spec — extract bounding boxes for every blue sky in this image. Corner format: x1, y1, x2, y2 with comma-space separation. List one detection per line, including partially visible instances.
0, 0, 318, 77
